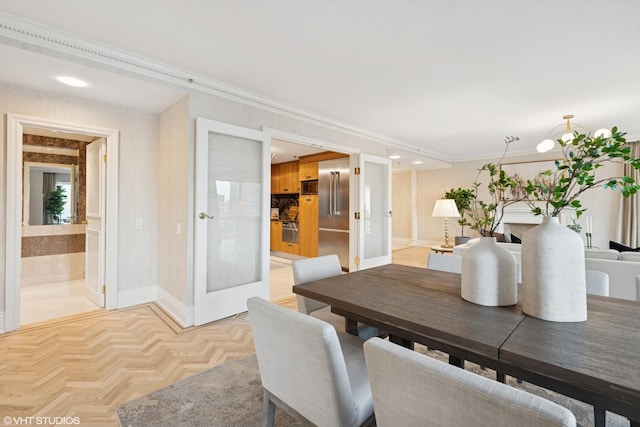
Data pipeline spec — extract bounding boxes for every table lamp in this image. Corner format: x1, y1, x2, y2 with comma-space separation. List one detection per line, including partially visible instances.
432, 199, 460, 248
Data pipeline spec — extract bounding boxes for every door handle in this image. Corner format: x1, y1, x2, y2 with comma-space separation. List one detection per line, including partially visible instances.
199, 212, 214, 220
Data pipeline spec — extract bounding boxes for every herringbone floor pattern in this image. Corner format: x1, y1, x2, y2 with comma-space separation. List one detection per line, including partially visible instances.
0, 301, 288, 426
0, 248, 427, 426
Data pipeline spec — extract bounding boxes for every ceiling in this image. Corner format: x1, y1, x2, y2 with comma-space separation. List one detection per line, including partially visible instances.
1, 1, 639, 169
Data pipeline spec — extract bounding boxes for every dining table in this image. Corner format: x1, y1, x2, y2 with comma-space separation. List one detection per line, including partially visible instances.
292, 263, 640, 427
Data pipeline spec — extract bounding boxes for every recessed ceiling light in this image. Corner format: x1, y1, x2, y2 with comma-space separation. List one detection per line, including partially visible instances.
412, 161, 423, 165
56, 76, 88, 87
389, 155, 401, 159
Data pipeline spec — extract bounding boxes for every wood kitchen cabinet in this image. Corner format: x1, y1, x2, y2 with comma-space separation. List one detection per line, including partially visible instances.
298, 195, 318, 257
281, 242, 299, 255
270, 220, 283, 252
299, 161, 318, 181
271, 161, 299, 194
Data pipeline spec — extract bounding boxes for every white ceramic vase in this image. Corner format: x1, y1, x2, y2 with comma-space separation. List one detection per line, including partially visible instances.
521, 216, 587, 322
461, 237, 517, 306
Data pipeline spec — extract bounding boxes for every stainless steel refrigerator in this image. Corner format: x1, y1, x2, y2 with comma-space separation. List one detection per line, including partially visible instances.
318, 158, 350, 270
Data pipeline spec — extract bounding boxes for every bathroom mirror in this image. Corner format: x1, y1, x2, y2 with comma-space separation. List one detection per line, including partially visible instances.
23, 162, 78, 225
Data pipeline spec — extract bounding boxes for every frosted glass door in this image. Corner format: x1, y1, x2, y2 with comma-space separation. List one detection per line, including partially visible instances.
194, 118, 270, 326
353, 154, 392, 270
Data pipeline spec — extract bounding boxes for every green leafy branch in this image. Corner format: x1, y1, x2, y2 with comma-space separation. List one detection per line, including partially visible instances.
468, 136, 524, 237
518, 128, 640, 218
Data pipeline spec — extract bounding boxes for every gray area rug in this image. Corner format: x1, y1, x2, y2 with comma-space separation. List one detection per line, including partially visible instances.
116, 350, 630, 427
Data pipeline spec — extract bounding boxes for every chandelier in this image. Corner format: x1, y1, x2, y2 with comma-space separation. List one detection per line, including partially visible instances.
536, 114, 612, 153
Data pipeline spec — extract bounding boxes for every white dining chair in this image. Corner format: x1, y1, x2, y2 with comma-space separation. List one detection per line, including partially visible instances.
363, 337, 576, 427
247, 296, 375, 427
293, 254, 378, 339
426, 253, 462, 273
586, 270, 609, 297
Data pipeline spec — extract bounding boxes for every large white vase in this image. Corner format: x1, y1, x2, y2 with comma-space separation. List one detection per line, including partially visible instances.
521, 216, 587, 322
461, 237, 517, 306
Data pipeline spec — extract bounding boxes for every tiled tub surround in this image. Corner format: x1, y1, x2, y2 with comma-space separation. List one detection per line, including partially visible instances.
21, 224, 86, 286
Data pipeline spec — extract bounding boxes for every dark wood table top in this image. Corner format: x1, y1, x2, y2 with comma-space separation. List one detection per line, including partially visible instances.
500, 295, 640, 420
293, 264, 525, 361
293, 263, 640, 424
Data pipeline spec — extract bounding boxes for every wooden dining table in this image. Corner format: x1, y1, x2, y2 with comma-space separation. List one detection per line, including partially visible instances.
292, 264, 640, 427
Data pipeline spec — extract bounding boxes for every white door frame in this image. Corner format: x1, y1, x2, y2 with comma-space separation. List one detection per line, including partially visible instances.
350, 153, 393, 271
4, 114, 119, 332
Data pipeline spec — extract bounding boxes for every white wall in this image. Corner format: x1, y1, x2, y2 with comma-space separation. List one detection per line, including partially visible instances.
157, 96, 191, 320
392, 170, 413, 244
0, 83, 160, 315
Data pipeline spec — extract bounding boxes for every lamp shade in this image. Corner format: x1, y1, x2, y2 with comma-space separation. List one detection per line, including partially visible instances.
432, 199, 460, 218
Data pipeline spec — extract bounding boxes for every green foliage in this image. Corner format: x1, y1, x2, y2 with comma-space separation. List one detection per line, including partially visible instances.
516, 128, 640, 218
567, 218, 582, 233
443, 187, 475, 236
467, 136, 524, 237
47, 185, 67, 224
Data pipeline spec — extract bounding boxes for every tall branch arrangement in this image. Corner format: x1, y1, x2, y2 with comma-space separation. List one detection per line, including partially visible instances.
468, 136, 524, 237
518, 128, 640, 218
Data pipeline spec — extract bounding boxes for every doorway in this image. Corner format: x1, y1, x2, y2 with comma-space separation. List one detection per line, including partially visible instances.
4, 114, 120, 333
264, 127, 392, 273
20, 133, 99, 325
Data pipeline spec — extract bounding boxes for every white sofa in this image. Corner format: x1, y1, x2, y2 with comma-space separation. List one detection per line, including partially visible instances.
454, 240, 640, 302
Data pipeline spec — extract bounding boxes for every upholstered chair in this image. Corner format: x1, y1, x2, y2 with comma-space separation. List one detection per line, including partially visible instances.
247, 296, 375, 427
363, 337, 576, 427
292, 254, 378, 339
586, 270, 609, 297
426, 252, 462, 273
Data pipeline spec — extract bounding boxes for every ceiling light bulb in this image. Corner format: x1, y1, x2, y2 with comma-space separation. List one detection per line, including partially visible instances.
594, 128, 612, 139
412, 160, 423, 165
561, 133, 574, 143
389, 155, 401, 159
56, 76, 88, 87
537, 139, 555, 153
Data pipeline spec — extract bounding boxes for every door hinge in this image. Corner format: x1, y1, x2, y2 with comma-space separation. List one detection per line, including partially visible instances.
355, 212, 361, 220
102, 285, 106, 294
103, 154, 107, 163
354, 257, 360, 265
354, 167, 361, 175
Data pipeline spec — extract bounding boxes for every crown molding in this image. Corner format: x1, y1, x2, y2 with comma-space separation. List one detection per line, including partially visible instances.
0, 12, 454, 164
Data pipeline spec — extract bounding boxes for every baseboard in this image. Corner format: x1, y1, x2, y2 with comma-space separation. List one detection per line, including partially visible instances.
0, 311, 5, 333
392, 238, 413, 246
155, 286, 194, 328
117, 286, 156, 309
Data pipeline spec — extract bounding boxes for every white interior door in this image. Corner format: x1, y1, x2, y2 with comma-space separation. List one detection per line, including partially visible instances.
194, 118, 270, 326
85, 138, 106, 307
351, 154, 392, 271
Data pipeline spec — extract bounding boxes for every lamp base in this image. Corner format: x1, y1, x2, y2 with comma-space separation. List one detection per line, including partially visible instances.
441, 243, 453, 248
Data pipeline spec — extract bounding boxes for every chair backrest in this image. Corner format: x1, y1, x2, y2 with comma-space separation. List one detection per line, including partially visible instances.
426, 253, 462, 273
292, 254, 343, 314
585, 270, 609, 297
620, 251, 640, 262
584, 249, 620, 260
363, 337, 576, 427
247, 296, 366, 427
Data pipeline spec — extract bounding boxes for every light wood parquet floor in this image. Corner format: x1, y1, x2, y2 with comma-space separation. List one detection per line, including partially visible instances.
0, 246, 428, 426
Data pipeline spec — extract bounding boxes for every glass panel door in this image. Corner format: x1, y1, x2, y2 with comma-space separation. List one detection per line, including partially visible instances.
194, 118, 270, 325
352, 154, 392, 270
